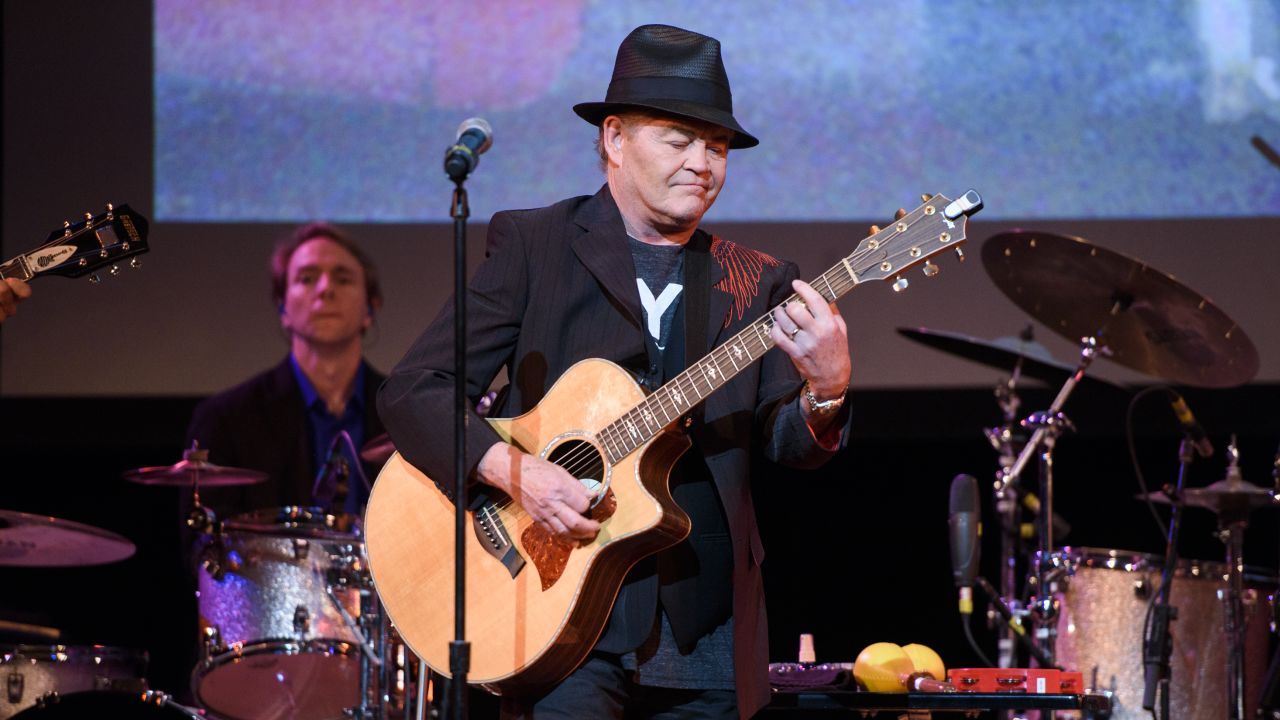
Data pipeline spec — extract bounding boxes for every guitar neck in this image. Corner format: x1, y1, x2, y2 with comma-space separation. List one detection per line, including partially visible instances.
595, 191, 980, 463
0, 256, 34, 281
597, 256, 856, 463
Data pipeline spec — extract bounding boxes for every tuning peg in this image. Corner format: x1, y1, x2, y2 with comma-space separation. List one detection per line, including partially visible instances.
954, 247, 966, 263
923, 260, 939, 278
892, 275, 909, 292
88, 274, 102, 284
109, 265, 121, 276
920, 193, 933, 203
105, 202, 114, 219
129, 257, 142, 269
84, 212, 93, 222
63, 220, 72, 237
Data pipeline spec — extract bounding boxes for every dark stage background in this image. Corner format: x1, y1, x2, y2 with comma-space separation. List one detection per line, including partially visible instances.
3, 1, 1279, 717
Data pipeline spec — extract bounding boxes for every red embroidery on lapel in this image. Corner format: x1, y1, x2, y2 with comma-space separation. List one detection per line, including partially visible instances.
711, 235, 781, 328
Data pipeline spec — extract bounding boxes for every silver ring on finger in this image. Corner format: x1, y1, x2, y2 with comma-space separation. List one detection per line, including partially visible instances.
788, 326, 800, 339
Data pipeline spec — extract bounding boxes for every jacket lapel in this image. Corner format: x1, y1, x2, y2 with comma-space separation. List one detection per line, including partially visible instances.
570, 186, 644, 329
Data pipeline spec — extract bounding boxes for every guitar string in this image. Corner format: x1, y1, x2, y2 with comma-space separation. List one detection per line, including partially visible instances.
526, 222, 942, 483
560, 214, 946, 478
511, 232, 932, 488
486, 213, 950, 523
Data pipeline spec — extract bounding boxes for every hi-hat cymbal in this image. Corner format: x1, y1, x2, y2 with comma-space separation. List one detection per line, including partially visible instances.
1138, 478, 1278, 514
897, 326, 1120, 388
982, 231, 1258, 388
361, 433, 396, 465
0, 509, 136, 567
124, 446, 267, 487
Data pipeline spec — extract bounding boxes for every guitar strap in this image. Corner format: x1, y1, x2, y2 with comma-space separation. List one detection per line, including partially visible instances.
680, 230, 710, 421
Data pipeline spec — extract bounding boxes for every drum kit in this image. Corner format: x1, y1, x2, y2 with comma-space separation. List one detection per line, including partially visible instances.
1, 444, 425, 720
900, 230, 1277, 719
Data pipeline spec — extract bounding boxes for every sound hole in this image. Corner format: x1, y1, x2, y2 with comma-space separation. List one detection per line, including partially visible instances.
546, 438, 606, 498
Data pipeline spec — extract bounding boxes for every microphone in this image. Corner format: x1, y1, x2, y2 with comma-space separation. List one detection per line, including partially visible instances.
444, 117, 493, 181
1167, 390, 1213, 458
948, 474, 981, 615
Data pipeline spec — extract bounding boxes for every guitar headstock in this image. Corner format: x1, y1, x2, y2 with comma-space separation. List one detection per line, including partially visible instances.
851, 190, 982, 291
5, 204, 150, 283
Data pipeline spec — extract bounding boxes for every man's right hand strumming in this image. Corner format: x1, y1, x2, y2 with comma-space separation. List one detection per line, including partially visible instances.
477, 442, 602, 542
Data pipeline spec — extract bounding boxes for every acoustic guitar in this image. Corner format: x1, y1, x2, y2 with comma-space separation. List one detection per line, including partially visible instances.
364, 191, 983, 692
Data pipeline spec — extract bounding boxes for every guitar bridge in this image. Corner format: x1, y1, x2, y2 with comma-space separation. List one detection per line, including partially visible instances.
472, 498, 525, 579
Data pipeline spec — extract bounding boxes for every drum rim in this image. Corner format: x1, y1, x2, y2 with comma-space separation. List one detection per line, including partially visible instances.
1036, 545, 1278, 581
1, 643, 150, 664
195, 637, 358, 672
222, 505, 362, 541
192, 638, 360, 715
10, 689, 199, 719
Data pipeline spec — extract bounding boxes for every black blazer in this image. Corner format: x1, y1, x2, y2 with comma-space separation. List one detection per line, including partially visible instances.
378, 185, 849, 718
185, 356, 387, 518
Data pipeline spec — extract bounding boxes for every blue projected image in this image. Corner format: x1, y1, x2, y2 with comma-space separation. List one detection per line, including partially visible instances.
155, 0, 1280, 222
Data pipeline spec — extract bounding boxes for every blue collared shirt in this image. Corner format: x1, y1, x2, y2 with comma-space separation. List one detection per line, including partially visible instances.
290, 354, 368, 514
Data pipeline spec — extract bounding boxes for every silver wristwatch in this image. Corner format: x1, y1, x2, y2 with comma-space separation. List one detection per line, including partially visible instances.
803, 381, 846, 416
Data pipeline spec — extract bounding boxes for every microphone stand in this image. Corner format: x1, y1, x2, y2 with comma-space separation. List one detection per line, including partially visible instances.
985, 350, 1026, 673
1141, 437, 1194, 720
447, 177, 470, 720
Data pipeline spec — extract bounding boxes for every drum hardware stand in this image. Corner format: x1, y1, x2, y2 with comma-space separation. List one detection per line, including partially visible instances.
998, 332, 1105, 672
1262, 442, 1280, 718
1141, 434, 1200, 719
1211, 438, 1257, 720
985, 341, 1027, 672
973, 575, 1058, 670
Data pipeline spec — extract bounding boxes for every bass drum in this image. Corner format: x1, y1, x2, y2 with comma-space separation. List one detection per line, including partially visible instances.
0, 645, 147, 719
1046, 547, 1276, 720
10, 691, 200, 719
194, 506, 365, 720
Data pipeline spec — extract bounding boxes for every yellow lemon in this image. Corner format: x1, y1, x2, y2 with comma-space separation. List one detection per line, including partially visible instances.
853, 642, 913, 693
902, 643, 946, 681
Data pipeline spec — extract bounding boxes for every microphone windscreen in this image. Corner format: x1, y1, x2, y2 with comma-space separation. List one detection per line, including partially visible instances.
949, 474, 978, 514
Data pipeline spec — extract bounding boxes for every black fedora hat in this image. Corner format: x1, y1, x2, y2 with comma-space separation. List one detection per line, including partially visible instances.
574, 24, 759, 149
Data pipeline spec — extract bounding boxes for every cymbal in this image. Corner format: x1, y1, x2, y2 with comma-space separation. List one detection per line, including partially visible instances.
0, 509, 136, 567
982, 231, 1258, 388
123, 452, 267, 488
897, 326, 1119, 388
1138, 479, 1278, 514
360, 432, 395, 465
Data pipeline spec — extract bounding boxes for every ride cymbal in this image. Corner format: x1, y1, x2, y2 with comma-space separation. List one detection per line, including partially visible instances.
982, 231, 1258, 388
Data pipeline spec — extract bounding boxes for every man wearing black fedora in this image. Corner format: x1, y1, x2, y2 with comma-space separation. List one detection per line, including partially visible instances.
379, 23, 852, 719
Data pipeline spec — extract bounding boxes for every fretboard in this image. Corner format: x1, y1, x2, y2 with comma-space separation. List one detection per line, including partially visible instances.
591, 190, 978, 463
0, 256, 31, 281
595, 249, 863, 464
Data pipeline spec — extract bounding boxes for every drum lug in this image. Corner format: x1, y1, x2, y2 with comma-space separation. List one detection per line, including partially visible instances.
202, 623, 223, 654
292, 538, 310, 561
1133, 577, 1150, 600
6, 671, 22, 704
294, 604, 311, 636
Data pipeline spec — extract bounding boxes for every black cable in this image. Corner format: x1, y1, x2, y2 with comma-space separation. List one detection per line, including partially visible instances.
960, 614, 995, 668
1125, 385, 1171, 540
